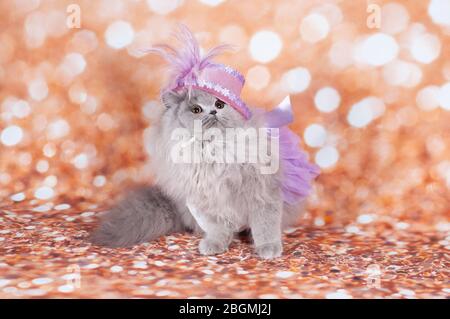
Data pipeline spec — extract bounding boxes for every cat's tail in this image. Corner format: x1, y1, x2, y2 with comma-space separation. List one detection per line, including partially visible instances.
90, 186, 183, 248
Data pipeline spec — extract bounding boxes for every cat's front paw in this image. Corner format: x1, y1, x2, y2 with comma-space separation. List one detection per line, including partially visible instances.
199, 238, 228, 255
255, 242, 282, 259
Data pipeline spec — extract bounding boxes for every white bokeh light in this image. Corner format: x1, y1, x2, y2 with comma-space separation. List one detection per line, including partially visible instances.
11, 192, 26, 202
69, 30, 98, 54
314, 87, 341, 113
55, 203, 71, 211
43, 143, 56, 158
354, 33, 399, 66
47, 119, 70, 140
381, 3, 410, 34
62, 53, 86, 77
410, 33, 441, 64
383, 60, 422, 88
219, 25, 247, 47
69, 84, 88, 104
428, 0, 450, 26
300, 13, 330, 43
93, 175, 106, 187
34, 186, 54, 200
401, 23, 427, 48
44, 175, 58, 188
36, 159, 49, 173
198, 0, 225, 6
18, 152, 32, 166
315, 146, 339, 169
416, 86, 441, 111
329, 41, 353, 69
45, 9, 67, 38
402, 63, 423, 88
304, 124, 327, 148
281, 67, 311, 94
382, 60, 410, 86
347, 97, 385, 128
312, 3, 343, 26
14, 0, 41, 13
97, 0, 124, 19
147, 0, 183, 14
348, 104, 372, 128
246, 65, 271, 90
105, 20, 135, 49
249, 31, 282, 63
1, 125, 23, 146
24, 10, 46, 48
73, 153, 89, 169
438, 82, 450, 110
12, 99, 31, 118
28, 78, 48, 101
81, 96, 98, 115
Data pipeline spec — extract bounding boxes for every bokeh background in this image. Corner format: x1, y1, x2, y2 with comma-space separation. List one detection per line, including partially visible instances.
0, 0, 449, 298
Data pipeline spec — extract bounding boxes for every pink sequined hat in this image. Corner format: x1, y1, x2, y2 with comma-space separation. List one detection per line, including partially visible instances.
148, 24, 252, 120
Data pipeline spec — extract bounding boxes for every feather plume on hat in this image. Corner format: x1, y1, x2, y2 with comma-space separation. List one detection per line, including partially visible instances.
146, 24, 233, 94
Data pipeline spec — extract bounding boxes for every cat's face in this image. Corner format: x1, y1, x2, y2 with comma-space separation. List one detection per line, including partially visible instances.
161, 89, 245, 132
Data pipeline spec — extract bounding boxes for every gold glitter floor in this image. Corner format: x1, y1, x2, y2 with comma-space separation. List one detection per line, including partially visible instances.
0, 197, 448, 299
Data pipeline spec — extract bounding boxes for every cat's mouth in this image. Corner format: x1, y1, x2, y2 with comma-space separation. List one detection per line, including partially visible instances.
202, 116, 221, 129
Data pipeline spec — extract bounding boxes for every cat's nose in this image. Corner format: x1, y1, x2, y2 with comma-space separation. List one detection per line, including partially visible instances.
209, 110, 217, 115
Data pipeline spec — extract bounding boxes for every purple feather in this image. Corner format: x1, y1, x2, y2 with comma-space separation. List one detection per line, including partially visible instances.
145, 24, 234, 92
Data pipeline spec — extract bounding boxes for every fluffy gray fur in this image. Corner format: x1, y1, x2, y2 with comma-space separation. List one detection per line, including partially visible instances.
90, 186, 185, 247
91, 89, 304, 259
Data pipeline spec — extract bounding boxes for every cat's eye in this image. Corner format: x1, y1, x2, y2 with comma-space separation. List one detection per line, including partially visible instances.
215, 99, 225, 109
190, 105, 203, 114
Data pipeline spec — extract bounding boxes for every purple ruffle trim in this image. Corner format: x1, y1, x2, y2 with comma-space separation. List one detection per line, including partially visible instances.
183, 79, 252, 119
278, 127, 320, 205
264, 106, 320, 205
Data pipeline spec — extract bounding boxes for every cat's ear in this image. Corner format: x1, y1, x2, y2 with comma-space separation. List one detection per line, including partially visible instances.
161, 90, 186, 109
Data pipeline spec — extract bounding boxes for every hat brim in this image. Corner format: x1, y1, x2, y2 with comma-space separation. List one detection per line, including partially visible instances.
189, 84, 251, 120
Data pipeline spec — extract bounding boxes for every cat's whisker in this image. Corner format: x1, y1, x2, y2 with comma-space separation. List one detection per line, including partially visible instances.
202, 117, 212, 128
203, 116, 219, 129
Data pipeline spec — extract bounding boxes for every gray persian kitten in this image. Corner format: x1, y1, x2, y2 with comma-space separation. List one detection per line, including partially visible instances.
91, 89, 305, 259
